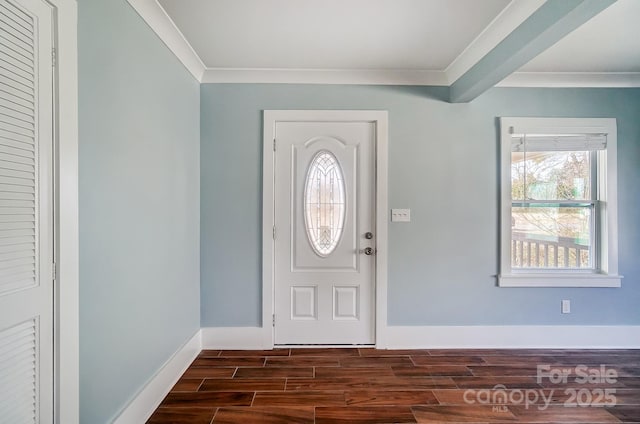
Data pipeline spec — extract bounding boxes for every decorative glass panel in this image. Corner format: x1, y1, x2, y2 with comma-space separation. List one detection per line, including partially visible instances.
304, 151, 346, 257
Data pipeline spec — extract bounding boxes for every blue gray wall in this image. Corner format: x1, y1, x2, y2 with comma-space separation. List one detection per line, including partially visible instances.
200, 84, 640, 327
78, 0, 200, 422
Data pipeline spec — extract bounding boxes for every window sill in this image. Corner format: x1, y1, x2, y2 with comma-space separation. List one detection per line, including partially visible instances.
498, 273, 622, 288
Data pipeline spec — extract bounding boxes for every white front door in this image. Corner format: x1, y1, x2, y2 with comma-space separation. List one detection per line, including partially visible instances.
0, 0, 54, 421
273, 116, 377, 345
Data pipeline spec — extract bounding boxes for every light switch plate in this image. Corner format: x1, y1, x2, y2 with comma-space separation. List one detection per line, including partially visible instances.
391, 209, 411, 222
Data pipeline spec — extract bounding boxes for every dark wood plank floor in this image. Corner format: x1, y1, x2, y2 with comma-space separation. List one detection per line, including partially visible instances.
147, 348, 640, 423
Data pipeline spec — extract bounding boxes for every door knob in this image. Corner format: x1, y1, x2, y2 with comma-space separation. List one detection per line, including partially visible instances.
363, 247, 374, 255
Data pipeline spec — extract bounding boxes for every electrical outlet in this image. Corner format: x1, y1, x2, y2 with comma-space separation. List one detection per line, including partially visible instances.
562, 300, 571, 314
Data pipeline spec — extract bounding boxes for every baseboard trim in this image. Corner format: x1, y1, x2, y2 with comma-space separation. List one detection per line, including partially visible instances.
107, 324, 640, 423
199, 325, 640, 350
382, 325, 640, 349
108, 324, 639, 422
112, 330, 202, 424
201, 326, 270, 350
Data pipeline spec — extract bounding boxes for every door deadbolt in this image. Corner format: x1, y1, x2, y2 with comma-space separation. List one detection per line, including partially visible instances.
365, 232, 373, 239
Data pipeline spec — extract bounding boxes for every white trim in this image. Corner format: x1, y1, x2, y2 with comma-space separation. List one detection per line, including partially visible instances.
374, 115, 389, 348
198, 326, 640, 349
262, 110, 389, 348
50, 0, 79, 423
499, 274, 621, 288
124, 0, 640, 88
382, 326, 640, 349
125, 0, 205, 81
112, 331, 202, 424
201, 327, 270, 350
201, 68, 448, 86
499, 117, 620, 288
498, 72, 640, 87
261, 112, 276, 350
446, 0, 545, 84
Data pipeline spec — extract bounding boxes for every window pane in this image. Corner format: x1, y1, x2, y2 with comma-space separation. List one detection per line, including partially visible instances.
304, 151, 346, 257
511, 205, 592, 269
511, 151, 591, 200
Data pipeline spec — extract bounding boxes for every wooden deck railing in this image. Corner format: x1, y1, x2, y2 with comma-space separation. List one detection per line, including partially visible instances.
511, 232, 590, 268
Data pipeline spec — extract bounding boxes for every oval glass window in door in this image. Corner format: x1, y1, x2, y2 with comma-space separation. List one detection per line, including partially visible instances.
304, 150, 346, 257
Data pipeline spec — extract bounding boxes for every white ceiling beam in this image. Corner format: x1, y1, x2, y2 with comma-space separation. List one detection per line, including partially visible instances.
449, 0, 617, 103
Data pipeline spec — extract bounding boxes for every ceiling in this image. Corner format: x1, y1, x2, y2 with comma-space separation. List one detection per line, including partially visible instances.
157, 0, 510, 70
128, 0, 640, 96
520, 0, 640, 72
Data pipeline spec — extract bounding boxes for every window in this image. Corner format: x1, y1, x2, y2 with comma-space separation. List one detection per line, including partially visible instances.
304, 150, 346, 257
499, 118, 621, 287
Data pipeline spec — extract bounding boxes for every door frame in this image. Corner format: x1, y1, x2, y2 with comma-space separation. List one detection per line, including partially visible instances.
262, 110, 388, 348
49, 0, 79, 422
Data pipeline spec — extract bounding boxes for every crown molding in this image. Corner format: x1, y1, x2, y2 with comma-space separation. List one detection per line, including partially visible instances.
445, 0, 546, 84
126, 0, 640, 89
126, 0, 205, 81
200, 68, 448, 85
498, 72, 640, 87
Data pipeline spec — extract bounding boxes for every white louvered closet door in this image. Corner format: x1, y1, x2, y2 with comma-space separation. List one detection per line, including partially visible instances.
0, 0, 54, 423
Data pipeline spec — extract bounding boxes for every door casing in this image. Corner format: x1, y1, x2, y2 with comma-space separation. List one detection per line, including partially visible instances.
262, 110, 388, 348
49, 0, 79, 422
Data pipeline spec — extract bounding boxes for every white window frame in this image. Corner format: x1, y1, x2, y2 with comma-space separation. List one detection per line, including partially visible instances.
499, 117, 621, 287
